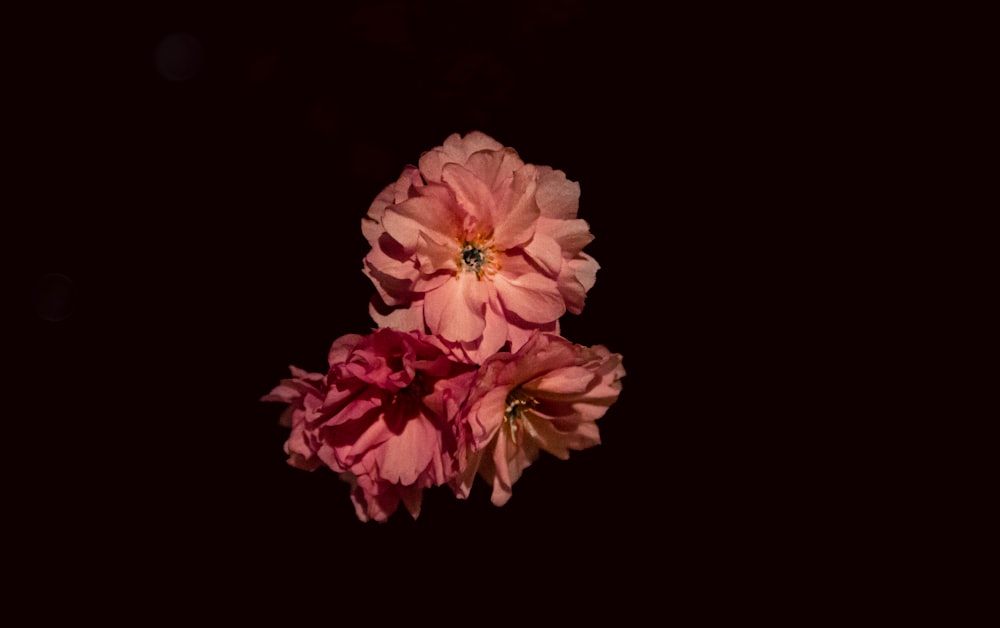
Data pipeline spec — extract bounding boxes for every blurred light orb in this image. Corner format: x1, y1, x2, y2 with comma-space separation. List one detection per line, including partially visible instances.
155, 33, 204, 81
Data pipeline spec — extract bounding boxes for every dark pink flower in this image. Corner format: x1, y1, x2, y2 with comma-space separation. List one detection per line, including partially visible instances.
261, 329, 476, 522
362, 131, 599, 363
452, 331, 625, 506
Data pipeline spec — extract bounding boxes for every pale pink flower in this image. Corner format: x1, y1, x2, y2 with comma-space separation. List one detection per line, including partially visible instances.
452, 331, 625, 506
362, 131, 599, 363
261, 328, 476, 522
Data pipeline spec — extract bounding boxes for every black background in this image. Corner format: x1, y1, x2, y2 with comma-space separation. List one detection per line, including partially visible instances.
8, 1, 913, 620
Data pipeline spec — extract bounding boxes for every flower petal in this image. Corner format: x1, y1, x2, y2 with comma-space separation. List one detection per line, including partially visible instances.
480, 287, 509, 356
522, 231, 563, 277
535, 166, 580, 219
419, 131, 504, 182
381, 195, 457, 252
415, 231, 459, 274
492, 165, 540, 249
423, 273, 489, 342
488, 429, 537, 507
361, 166, 423, 246
536, 216, 594, 256
369, 293, 424, 332
488, 434, 514, 506
524, 411, 600, 458
450, 447, 484, 499
328, 334, 362, 368
441, 162, 496, 227
465, 147, 522, 191
523, 365, 596, 397
494, 264, 565, 324
371, 415, 440, 486
261, 381, 310, 405
558, 253, 599, 315
399, 484, 424, 519
469, 385, 508, 447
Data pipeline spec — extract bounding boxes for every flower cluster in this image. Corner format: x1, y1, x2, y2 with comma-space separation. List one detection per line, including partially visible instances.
263, 132, 624, 522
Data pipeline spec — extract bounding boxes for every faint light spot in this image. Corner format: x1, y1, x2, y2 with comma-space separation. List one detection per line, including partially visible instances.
155, 33, 204, 81
34, 273, 76, 322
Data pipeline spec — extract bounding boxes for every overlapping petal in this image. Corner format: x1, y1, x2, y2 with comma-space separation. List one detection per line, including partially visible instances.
261, 328, 476, 522
454, 331, 625, 506
267, 131, 625, 523
361, 131, 599, 361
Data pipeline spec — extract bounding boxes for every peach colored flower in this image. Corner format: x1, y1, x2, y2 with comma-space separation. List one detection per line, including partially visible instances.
261, 329, 476, 522
452, 331, 625, 506
362, 131, 599, 363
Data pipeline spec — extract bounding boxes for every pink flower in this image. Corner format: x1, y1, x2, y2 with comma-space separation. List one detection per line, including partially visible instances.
362, 131, 600, 363
261, 328, 476, 522
452, 331, 625, 506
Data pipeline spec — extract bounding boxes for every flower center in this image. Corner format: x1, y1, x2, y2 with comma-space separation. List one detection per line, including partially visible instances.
503, 388, 535, 444
462, 245, 487, 271
458, 237, 498, 279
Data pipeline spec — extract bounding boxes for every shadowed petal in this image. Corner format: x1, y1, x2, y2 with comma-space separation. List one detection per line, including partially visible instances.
451, 447, 483, 499
415, 231, 459, 275
368, 294, 424, 331
522, 231, 563, 276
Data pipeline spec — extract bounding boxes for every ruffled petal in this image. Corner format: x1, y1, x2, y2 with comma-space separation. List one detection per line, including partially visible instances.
522, 231, 563, 277
479, 287, 509, 357
535, 166, 580, 219
505, 318, 558, 354
492, 165, 540, 249
488, 429, 538, 507
558, 253, 599, 315
468, 385, 509, 447
569, 253, 599, 293
423, 273, 489, 343
419, 131, 504, 182
523, 365, 596, 397
288, 365, 326, 383
524, 410, 600, 458
260, 381, 309, 405
441, 162, 496, 227
342, 472, 401, 523
465, 147, 522, 191
328, 334, 363, 367
535, 216, 594, 257
361, 166, 424, 246
399, 484, 424, 519
450, 447, 483, 499
494, 265, 565, 324
371, 415, 440, 486
381, 195, 457, 252
415, 231, 459, 274
368, 293, 424, 332
488, 434, 513, 506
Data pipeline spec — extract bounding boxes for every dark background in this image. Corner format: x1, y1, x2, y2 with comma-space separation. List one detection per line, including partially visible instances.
8, 1, 913, 619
